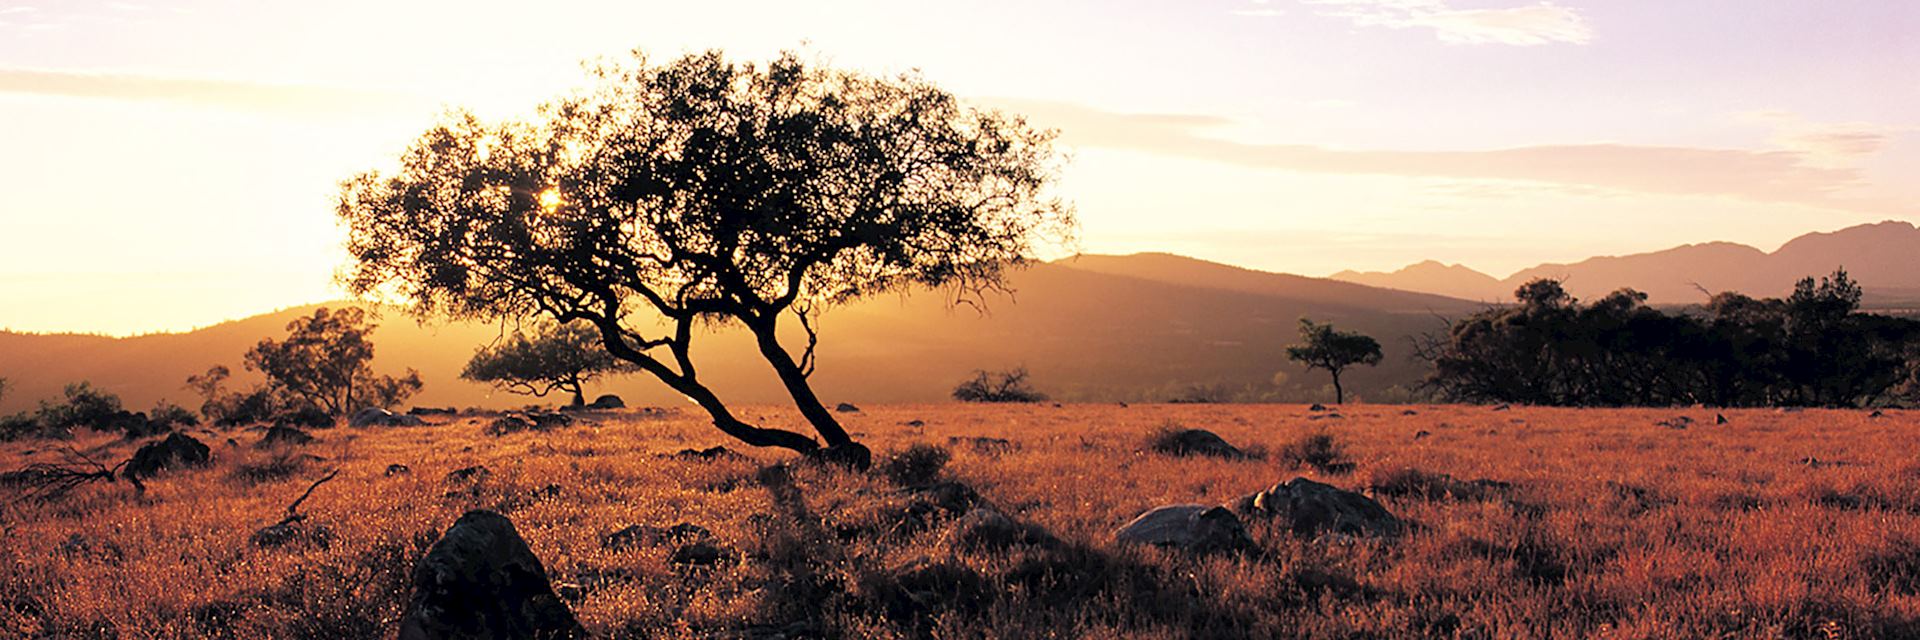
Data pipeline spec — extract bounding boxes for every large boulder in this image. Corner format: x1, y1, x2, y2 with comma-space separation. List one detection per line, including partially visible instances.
122, 433, 211, 481
1232, 477, 1402, 538
1150, 428, 1247, 459
589, 394, 625, 409
1113, 504, 1254, 553
397, 510, 586, 640
350, 407, 425, 428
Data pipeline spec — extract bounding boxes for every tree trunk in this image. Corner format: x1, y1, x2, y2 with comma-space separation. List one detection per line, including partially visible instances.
566, 378, 585, 407
1332, 371, 1345, 405
749, 320, 855, 447
587, 319, 822, 454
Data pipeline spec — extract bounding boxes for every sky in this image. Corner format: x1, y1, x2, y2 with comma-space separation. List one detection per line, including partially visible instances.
0, 0, 1915, 335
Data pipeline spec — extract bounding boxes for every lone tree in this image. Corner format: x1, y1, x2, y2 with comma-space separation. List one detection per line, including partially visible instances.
463, 321, 637, 406
337, 50, 1071, 460
952, 367, 1048, 403
1286, 318, 1383, 404
246, 307, 423, 415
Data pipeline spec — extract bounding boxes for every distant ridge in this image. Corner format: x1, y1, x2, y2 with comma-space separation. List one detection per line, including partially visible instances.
1332, 220, 1920, 305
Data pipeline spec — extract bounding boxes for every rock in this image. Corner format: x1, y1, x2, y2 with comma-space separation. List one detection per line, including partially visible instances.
601, 522, 711, 551
1492, 403, 1512, 411
589, 394, 625, 409
445, 465, 491, 483
1715, 413, 1729, 425
408, 407, 456, 416
386, 464, 412, 477
350, 407, 425, 428
944, 507, 1056, 551
835, 402, 861, 413
1413, 430, 1432, 440
122, 433, 211, 481
905, 419, 926, 428
1869, 409, 1886, 418
669, 541, 732, 568
805, 442, 873, 471
1308, 403, 1328, 412
255, 426, 315, 449
397, 510, 586, 640
484, 414, 537, 436
672, 446, 738, 461
1232, 477, 1403, 538
1400, 409, 1419, 416
225, 438, 239, 448
1150, 428, 1246, 459
1113, 504, 1254, 553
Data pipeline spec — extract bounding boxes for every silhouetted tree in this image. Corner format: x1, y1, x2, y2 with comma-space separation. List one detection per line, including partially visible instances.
245, 307, 422, 415
463, 321, 637, 406
337, 49, 1071, 459
1286, 319, 1383, 404
952, 367, 1047, 403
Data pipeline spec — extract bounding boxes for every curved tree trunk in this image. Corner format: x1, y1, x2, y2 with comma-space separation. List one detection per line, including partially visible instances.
748, 322, 855, 447
587, 319, 823, 453
1332, 371, 1345, 405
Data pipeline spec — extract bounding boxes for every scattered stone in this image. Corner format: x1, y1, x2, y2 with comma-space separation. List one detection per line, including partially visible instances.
1308, 403, 1328, 412
1869, 409, 1886, 419
445, 465, 491, 483
1413, 430, 1432, 440
835, 402, 861, 413
1492, 404, 1512, 411
225, 438, 239, 448
350, 407, 425, 428
669, 541, 732, 568
1233, 477, 1403, 538
386, 464, 412, 477
1149, 428, 1246, 459
485, 414, 537, 436
408, 407, 456, 416
905, 419, 926, 428
397, 510, 586, 640
804, 442, 873, 470
672, 446, 739, 461
255, 426, 315, 449
589, 394, 625, 409
1715, 414, 1729, 425
122, 433, 212, 481
947, 436, 1015, 454
1401, 409, 1419, 416
944, 507, 1056, 551
1114, 504, 1254, 553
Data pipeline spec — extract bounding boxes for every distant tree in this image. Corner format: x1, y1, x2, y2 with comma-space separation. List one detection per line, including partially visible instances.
462, 322, 637, 406
952, 367, 1048, 403
337, 49, 1071, 459
245, 307, 422, 415
1286, 319, 1383, 404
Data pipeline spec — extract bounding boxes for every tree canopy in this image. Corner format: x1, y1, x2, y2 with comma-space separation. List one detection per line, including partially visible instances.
337, 49, 1072, 458
245, 307, 422, 415
1286, 319, 1384, 404
462, 321, 637, 406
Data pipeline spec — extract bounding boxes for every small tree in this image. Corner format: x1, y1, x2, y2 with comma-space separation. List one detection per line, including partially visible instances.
462, 322, 637, 406
245, 307, 422, 415
1286, 319, 1383, 404
338, 49, 1071, 458
952, 367, 1047, 403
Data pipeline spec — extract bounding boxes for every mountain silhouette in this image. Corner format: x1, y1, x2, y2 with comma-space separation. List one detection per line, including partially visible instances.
0, 254, 1478, 414
1332, 220, 1920, 305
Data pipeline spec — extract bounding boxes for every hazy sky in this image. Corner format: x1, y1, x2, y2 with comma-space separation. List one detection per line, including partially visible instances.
2, 0, 1915, 335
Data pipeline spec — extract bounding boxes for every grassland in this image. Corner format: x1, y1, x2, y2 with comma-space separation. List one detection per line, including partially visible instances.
2, 403, 1917, 639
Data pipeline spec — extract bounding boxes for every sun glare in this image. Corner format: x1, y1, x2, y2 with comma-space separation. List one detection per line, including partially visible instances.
538, 187, 563, 211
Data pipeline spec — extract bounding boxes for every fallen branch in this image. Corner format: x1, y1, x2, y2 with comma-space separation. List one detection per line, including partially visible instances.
0, 446, 137, 503
269, 469, 340, 529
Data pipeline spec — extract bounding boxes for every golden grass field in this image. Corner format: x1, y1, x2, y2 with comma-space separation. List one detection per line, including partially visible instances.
2, 403, 1917, 639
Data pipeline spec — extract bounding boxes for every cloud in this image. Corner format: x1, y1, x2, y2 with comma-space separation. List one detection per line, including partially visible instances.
1300, 0, 1592, 46
1735, 110, 1913, 169
991, 99, 1910, 215
0, 68, 421, 115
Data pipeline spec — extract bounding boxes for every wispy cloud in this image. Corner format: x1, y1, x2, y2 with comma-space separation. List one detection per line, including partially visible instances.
0, 68, 422, 115
994, 99, 1910, 215
1296, 0, 1593, 46
1736, 110, 1915, 169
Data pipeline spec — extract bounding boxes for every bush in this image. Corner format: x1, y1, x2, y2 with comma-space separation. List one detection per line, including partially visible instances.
39, 382, 124, 432
148, 401, 200, 432
952, 368, 1047, 403
1279, 432, 1353, 474
880, 443, 952, 486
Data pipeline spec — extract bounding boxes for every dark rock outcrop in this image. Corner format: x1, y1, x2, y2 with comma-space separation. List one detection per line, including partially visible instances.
350, 407, 425, 428
1114, 504, 1254, 553
1150, 428, 1246, 459
397, 510, 586, 640
122, 433, 211, 481
1233, 477, 1403, 538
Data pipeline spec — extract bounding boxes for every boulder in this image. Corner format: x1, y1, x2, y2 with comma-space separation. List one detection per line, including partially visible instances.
408, 407, 457, 417
1113, 504, 1254, 553
1308, 403, 1328, 412
385, 464, 412, 477
350, 407, 425, 428
1232, 477, 1402, 538
1150, 428, 1246, 459
397, 510, 586, 640
122, 433, 211, 481
835, 402, 861, 413
589, 394, 625, 409
255, 426, 315, 449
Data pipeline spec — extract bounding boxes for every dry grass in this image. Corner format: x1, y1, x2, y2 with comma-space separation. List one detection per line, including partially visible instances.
2, 404, 1918, 638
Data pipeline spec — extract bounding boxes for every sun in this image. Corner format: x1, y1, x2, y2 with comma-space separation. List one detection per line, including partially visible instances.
538, 187, 563, 211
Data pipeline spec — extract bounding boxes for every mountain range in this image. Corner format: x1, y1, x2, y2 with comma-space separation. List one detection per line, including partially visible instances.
1331, 220, 1920, 306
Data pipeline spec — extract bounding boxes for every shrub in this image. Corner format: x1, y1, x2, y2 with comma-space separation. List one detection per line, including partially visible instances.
880, 443, 952, 486
952, 368, 1047, 403
148, 401, 200, 432
1279, 432, 1353, 474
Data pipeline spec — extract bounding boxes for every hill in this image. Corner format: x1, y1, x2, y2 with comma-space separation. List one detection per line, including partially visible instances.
0, 255, 1474, 414
1332, 220, 1920, 305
